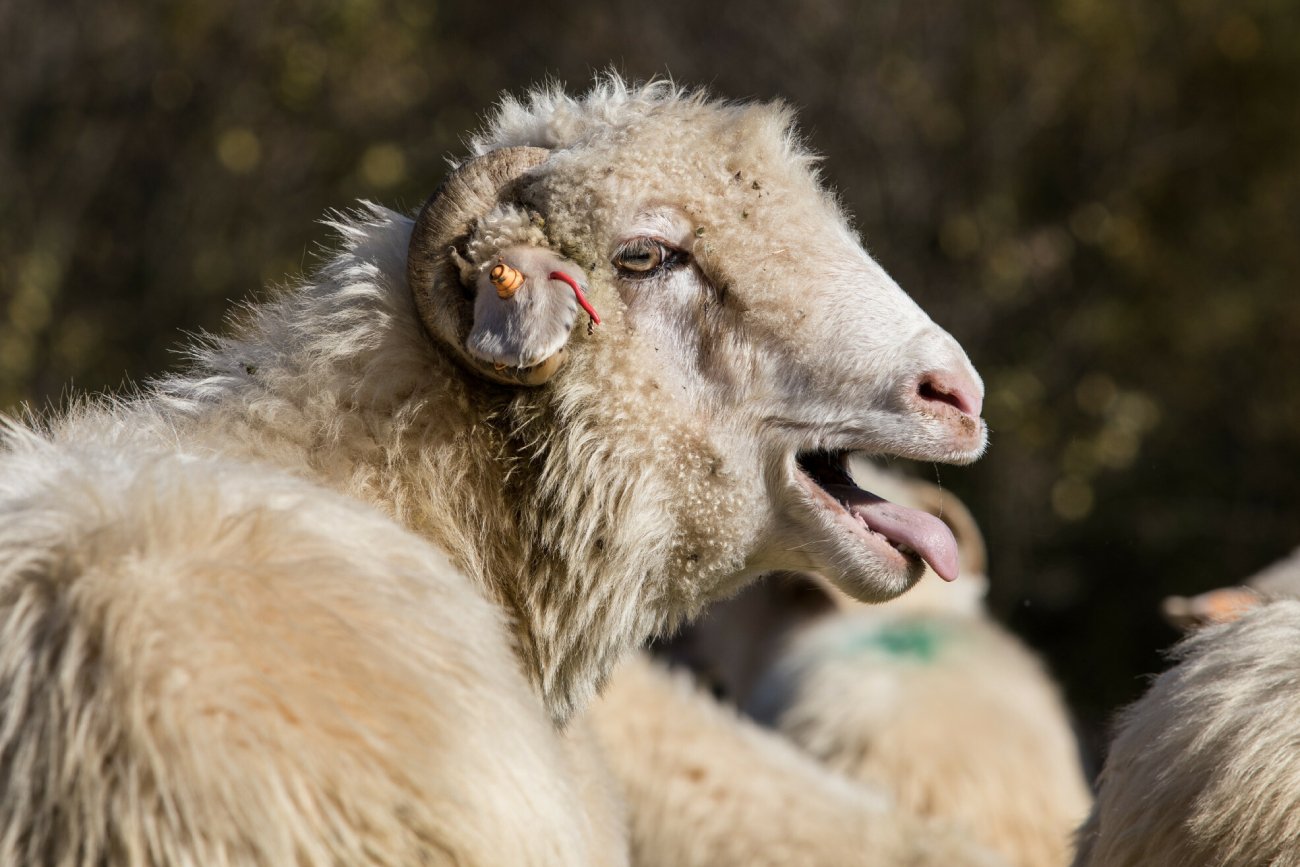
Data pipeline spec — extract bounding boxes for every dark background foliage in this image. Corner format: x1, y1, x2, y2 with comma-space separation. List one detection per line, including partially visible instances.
4, 0, 1298, 766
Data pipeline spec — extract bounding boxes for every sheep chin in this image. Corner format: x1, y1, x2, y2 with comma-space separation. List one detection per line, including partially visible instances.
770, 458, 952, 605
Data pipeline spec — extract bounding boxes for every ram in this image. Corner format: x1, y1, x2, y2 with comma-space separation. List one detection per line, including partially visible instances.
0, 78, 987, 865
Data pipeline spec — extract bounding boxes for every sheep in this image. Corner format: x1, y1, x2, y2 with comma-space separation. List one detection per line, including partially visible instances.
1072, 597, 1300, 867
1074, 546, 1300, 867
0, 77, 989, 865
643, 458, 1090, 867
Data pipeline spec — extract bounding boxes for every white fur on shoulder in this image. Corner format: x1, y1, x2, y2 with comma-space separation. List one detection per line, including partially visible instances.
0, 438, 609, 865
751, 610, 1088, 867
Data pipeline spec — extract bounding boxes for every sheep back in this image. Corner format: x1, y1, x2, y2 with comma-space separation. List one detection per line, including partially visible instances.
0, 435, 614, 866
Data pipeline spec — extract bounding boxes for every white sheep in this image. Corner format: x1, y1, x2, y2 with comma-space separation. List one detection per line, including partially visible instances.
1073, 597, 1300, 867
1075, 546, 1300, 867
644, 459, 1090, 867
0, 78, 989, 865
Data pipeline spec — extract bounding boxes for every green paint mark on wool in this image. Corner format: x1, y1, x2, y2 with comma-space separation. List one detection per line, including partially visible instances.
841, 620, 950, 663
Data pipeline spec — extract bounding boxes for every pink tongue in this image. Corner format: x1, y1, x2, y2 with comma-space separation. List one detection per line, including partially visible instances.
827, 485, 961, 582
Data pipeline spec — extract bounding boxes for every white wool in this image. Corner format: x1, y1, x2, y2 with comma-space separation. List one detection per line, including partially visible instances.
751, 610, 1090, 867
0, 437, 607, 865
1075, 598, 1300, 867
587, 654, 1008, 867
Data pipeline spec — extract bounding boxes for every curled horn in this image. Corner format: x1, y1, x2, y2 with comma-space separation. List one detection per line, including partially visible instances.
407, 146, 556, 386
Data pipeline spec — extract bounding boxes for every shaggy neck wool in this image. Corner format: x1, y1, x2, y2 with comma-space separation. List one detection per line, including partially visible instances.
144, 207, 689, 723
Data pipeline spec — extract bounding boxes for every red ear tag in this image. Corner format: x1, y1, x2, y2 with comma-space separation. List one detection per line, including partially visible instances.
550, 271, 600, 332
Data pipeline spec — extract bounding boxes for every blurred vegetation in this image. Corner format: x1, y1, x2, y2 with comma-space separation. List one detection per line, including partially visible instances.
4, 0, 1299, 760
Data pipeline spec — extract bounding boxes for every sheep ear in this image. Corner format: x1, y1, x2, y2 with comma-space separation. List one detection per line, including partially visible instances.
408, 147, 579, 387
464, 246, 588, 384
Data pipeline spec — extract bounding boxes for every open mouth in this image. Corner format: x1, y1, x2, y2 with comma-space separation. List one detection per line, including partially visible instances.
793, 449, 960, 583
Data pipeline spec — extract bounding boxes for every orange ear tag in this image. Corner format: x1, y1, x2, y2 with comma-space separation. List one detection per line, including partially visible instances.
489, 261, 525, 299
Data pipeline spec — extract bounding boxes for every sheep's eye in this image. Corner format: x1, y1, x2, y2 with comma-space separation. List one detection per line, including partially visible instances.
613, 238, 682, 277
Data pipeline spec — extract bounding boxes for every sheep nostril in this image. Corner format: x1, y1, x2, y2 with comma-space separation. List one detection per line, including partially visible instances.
916, 371, 983, 419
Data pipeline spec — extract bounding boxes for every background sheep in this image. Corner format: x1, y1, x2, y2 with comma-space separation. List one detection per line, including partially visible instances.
653, 458, 1089, 867
748, 599, 1090, 867
1073, 597, 1300, 867
0, 79, 990, 864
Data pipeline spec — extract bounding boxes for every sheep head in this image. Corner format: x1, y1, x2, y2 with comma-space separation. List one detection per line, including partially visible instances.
408, 85, 989, 623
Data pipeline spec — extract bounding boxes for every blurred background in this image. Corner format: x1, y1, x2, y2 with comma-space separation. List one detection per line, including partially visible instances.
3, 0, 1298, 766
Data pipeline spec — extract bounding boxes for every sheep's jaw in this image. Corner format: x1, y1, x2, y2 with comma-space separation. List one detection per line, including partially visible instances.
789, 450, 959, 593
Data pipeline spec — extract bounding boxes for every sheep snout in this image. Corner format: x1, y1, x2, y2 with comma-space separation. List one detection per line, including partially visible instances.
896, 363, 987, 461
914, 368, 983, 420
